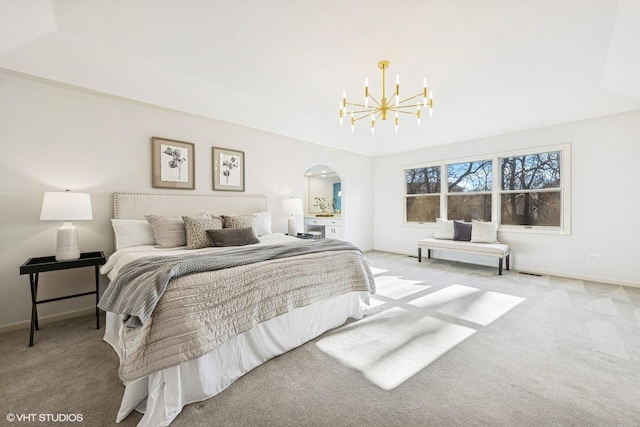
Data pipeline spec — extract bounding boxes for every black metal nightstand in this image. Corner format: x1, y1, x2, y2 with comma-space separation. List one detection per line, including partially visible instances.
19, 251, 106, 347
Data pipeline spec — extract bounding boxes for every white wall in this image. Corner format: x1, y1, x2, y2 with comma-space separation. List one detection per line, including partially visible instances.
373, 111, 640, 287
0, 72, 374, 330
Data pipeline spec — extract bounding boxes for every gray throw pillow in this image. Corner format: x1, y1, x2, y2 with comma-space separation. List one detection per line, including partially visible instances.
453, 221, 472, 241
206, 227, 260, 247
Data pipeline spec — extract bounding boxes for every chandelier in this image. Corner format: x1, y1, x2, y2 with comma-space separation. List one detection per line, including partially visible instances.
339, 60, 433, 134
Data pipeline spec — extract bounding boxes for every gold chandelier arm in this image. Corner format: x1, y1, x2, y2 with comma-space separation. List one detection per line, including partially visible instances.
388, 109, 420, 115
351, 113, 373, 123
346, 102, 369, 108
367, 95, 381, 106
390, 104, 422, 110
397, 92, 425, 104
350, 108, 376, 115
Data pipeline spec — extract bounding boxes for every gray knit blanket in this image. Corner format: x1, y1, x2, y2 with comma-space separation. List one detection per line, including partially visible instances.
98, 239, 369, 328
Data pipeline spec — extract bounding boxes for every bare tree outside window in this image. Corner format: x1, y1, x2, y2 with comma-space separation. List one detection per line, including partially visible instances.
447, 160, 492, 192
405, 166, 441, 222
406, 166, 441, 194
447, 160, 492, 221
500, 151, 561, 226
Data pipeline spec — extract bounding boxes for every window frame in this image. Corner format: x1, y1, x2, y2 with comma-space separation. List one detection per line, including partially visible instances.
446, 159, 494, 222
402, 143, 571, 235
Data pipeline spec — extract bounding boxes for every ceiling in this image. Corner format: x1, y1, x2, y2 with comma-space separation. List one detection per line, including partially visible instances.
2, 0, 639, 157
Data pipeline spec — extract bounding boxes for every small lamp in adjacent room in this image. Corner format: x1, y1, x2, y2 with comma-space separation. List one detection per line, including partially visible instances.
40, 191, 93, 261
283, 198, 303, 237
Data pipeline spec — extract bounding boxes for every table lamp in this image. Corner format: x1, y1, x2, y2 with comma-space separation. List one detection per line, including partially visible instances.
283, 198, 303, 236
40, 191, 93, 261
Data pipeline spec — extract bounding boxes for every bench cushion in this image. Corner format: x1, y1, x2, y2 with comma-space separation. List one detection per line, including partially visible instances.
418, 238, 510, 258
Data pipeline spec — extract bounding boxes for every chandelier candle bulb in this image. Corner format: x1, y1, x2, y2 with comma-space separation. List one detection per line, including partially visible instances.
365, 78, 369, 107
429, 90, 434, 117
417, 104, 421, 126
395, 112, 399, 133
423, 78, 428, 106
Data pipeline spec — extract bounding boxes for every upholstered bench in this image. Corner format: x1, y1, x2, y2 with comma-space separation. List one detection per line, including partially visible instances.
418, 237, 511, 275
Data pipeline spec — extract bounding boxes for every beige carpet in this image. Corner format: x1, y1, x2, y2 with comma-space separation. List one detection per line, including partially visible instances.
1, 251, 639, 426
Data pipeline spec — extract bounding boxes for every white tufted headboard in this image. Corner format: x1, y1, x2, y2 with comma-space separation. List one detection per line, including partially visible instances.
114, 192, 268, 219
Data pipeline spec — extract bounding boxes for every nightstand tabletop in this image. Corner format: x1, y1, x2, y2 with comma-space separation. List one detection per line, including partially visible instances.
20, 251, 106, 275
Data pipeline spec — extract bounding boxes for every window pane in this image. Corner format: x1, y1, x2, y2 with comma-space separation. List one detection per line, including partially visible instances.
406, 166, 441, 194
406, 195, 440, 222
501, 151, 560, 191
447, 160, 492, 192
447, 194, 492, 222
501, 191, 561, 226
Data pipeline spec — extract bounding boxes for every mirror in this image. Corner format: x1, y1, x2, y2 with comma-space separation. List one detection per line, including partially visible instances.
304, 165, 342, 216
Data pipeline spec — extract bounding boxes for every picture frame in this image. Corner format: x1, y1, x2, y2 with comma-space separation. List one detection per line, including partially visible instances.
212, 147, 245, 192
152, 137, 195, 190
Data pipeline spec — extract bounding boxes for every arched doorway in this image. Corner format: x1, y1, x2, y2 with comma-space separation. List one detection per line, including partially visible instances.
303, 165, 343, 239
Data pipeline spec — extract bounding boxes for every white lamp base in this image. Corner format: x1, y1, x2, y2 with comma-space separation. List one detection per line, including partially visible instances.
287, 216, 297, 237
56, 221, 80, 261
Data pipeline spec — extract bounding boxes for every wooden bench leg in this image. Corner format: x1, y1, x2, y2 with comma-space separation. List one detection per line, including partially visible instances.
506, 254, 510, 271
498, 258, 503, 275
428, 249, 432, 259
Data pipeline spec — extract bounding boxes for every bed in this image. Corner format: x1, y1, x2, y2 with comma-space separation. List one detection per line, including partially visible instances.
99, 192, 375, 426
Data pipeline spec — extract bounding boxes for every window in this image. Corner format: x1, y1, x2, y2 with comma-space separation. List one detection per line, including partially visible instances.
403, 144, 569, 233
447, 160, 492, 221
405, 166, 441, 222
500, 151, 562, 226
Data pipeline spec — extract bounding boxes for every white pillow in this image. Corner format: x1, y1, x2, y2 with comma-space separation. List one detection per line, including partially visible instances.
434, 219, 454, 239
470, 219, 499, 243
218, 212, 272, 237
111, 219, 155, 250
253, 211, 272, 236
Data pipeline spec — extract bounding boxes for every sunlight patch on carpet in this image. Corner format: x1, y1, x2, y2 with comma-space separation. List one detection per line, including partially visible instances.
374, 276, 430, 300
435, 289, 526, 326
408, 284, 481, 308
316, 307, 476, 390
369, 266, 389, 276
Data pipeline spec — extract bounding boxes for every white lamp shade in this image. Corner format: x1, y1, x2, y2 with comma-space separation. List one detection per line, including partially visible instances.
40, 192, 93, 221
283, 198, 303, 215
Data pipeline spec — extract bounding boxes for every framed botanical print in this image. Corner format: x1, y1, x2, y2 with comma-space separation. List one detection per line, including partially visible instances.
152, 137, 195, 190
212, 147, 245, 192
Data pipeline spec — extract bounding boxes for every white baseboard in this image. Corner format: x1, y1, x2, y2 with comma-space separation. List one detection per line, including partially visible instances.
0, 307, 96, 335
515, 268, 640, 289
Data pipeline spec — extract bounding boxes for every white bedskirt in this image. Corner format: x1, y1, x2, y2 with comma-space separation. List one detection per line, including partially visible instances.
104, 291, 369, 426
